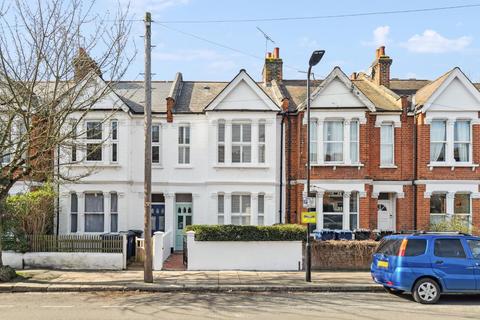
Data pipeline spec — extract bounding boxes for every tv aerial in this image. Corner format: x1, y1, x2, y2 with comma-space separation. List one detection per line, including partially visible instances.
256, 27, 275, 55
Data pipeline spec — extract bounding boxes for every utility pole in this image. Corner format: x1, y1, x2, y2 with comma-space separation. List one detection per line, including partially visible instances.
143, 11, 153, 283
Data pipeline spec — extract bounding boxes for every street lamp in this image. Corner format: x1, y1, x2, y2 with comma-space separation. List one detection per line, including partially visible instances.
306, 50, 325, 283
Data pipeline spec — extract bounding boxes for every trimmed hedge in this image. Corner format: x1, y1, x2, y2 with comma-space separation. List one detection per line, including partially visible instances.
185, 224, 306, 241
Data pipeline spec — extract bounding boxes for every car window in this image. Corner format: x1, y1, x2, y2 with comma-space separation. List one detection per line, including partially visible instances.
467, 240, 480, 259
434, 239, 466, 258
404, 239, 426, 256
375, 239, 403, 256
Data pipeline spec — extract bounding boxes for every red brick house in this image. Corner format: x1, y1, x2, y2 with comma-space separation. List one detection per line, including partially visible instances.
267, 46, 480, 232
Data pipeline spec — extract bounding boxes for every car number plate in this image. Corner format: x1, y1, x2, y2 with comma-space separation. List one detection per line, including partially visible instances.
377, 260, 389, 268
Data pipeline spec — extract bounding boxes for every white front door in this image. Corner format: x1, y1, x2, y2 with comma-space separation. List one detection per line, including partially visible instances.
377, 196, 395, 231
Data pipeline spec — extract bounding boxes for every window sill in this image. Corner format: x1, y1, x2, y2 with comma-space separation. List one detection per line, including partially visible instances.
214, 163, 270, 169
428, 163, 479, 171
72, 162, 121, 168
379, 164, 398, 169
175, 165, 194, 169
310, 163, 364, 170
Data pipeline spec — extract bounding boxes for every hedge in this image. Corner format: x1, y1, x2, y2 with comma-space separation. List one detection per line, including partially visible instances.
185, 224, 306, 241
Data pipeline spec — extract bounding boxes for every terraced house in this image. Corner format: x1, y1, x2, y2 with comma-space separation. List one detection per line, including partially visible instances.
58, 46, 480, 249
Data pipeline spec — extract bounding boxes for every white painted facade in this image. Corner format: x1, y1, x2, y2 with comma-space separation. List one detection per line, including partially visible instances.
57, 70, 283, 252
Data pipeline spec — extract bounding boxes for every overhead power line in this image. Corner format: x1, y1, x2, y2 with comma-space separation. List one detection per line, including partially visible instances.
157, 3, 480, 24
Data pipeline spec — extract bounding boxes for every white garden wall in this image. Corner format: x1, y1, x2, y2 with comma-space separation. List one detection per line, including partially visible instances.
2, 251, 124, 270
153, 230, 172, 271
186, 231, 302, 271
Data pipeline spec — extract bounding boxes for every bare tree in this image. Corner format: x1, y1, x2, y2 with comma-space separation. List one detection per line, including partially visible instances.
0, 0, 134, 267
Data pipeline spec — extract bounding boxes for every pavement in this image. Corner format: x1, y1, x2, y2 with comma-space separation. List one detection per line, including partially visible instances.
0, 269, 381, 293
1, 291, 480, 320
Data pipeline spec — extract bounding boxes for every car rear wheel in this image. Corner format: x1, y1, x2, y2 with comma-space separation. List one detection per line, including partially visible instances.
413, 278, 440, 304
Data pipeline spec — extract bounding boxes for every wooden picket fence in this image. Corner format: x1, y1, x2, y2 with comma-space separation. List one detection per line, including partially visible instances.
26, 234, 123, 253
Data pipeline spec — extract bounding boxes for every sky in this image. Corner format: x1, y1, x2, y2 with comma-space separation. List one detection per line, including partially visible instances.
99, 0, 480, 83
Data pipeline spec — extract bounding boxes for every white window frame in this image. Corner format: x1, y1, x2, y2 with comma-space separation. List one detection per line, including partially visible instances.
152, 123, 161, 165
429, 192, 447, 225
323, 120, 344, 163
84, 192, 105, 233
258, 194, 265, 226
430, 119, 447, 164
85, 120, 103, 162
110, 192, 118, 233
232, 122, 252, 163
349, 191, 359, 230
350, 120, 359, 164
310, 120, 318, 163
111, 120, 118, 163
258, 121, 266, 164
380, 122, 395, 166
453, 120, 471, 163
322, 191, 345, 230
454, 192, 471, 227
178, 124, 190, 164
217, 193, 225, 225
217, 120, 225, 164
231, 194, 251, 225
70, 120, 78, 163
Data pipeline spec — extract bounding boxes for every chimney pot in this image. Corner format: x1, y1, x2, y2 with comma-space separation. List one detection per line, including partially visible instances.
350, 72, 357, 80
371, 46, 392, 88
273, 47, 280, 59
379, 46, 385, 57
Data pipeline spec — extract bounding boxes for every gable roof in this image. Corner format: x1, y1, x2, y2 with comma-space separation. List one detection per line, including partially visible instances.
353, 73, 402, 111
297, 67, 377, 112
414, 67, 480, 112
204, 69, 280, 112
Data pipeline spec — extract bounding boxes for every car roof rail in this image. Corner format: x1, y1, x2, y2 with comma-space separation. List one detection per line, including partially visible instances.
412, 231, 472, 236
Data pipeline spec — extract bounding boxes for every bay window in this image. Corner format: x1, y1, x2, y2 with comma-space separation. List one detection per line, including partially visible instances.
454, 121, 470, 162
110, 192, 118, 232
152, 124, 161, 164
349, 191, 359, 230
111, 120, 118, 163
324, 120, 343, 162
350, 121, 359, 163
232, 123, 251, 163
84, 193, 104, 233
178, 124, 190, 164
323, 192, 344, 229
380, 123, 394, 165
217, 121, 225, 163
430, 193, 446, 225
309, 120, 317, 163
231, 194, 251, 225
217, 194, 224, 224
86, 121, 103, 161
454, 193, 471, 226
70, 193, 78, 233
258, 194, 265, 226
258, 122, 266, 163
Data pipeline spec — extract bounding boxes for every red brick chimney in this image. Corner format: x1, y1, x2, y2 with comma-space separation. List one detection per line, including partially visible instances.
262, 47, 283, 84
371, 46, 392, 88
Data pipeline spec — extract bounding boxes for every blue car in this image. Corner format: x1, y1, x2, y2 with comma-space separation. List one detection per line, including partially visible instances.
371, 232, 480, 304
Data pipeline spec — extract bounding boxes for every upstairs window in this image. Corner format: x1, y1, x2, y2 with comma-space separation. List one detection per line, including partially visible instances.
350, 120, 359, 163
380, 123, 394, 165
324, 120, 344, 162
86, 121, 103, 161
309, 120, 317, 163
430, 120, 446, 162
217, 121, 225, 163
232, 123, 251, 163
70, 120, 77, 163
178, 124, 190, 164
454, 121, 470, 162
111, 120, 118, 163
152, 124, 161, 164
258, 122, 266, 163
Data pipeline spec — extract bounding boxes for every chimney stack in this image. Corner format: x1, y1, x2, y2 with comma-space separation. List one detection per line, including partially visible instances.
262, 47, 283, 84
72, 48, 102, 81
371, 46, 392, 88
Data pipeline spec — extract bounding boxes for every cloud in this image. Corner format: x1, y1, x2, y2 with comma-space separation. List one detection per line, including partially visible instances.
299, 36, 319, 49
363, 26, 390, 46
401, 30, 472, 53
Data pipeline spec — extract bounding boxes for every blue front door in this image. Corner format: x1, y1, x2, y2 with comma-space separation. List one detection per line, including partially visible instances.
151, 204, 165, 234
431, 238, 476, 291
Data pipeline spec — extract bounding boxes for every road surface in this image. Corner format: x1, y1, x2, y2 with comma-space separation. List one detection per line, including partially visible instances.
0, 291, 479, 319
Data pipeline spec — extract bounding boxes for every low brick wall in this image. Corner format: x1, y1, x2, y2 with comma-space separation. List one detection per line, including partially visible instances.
310, 240, 379, 271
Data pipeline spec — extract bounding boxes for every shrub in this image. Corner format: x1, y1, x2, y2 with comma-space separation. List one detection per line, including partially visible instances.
430, 217, 477, 235
185, 224, 307, 241
0, 266, 16, 282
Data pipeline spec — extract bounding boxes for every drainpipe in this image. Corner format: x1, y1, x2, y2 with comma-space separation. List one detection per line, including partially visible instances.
412, 98, 418, 231
279, 112, 284, 224
287, 112, 292, 223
